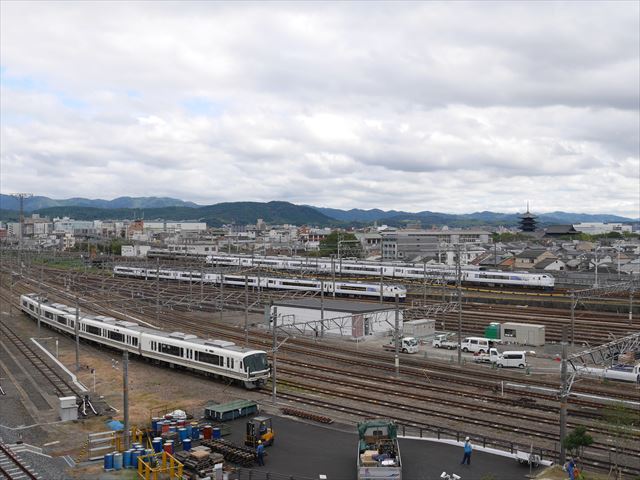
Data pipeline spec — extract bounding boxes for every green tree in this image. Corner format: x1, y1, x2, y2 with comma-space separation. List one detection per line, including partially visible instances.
319, 231, 363, 258
562, 426, 593, 464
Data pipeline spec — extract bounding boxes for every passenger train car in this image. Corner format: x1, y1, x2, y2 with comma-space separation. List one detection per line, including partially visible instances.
112, 266, 407, 301
20, 294, 270, 389
204, 254, 555, 289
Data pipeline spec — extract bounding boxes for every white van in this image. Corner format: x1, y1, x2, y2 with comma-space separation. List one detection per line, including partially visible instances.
461, 337, 492, 353
497, 351, 527, 368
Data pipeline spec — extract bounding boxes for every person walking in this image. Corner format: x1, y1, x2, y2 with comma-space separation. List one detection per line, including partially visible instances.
256, 440, 265, 466
461, 437, 473, 465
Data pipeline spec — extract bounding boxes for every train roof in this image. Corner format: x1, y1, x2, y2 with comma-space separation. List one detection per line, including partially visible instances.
24, 293, 261, 355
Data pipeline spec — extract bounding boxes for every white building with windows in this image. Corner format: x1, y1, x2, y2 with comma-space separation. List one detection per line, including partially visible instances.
573, 223, 632, 235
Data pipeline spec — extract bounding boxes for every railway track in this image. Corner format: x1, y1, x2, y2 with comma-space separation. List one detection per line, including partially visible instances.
0, 317, 82, 400
3, 269, 640, 474
0, 443, 40, 480
11, 263, 637, 344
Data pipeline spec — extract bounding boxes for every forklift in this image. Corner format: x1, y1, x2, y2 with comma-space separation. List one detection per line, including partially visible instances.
245, 416, 275, 447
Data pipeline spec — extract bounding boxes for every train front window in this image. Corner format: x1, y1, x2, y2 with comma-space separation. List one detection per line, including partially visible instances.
244, 353, 269, 373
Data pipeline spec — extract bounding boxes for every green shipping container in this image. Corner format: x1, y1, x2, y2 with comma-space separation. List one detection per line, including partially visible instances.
484, 323, 501, 340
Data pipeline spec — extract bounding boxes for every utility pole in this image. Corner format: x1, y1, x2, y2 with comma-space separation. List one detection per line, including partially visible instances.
320, 280, 325, 338
331, 255, 336, 297
559, 326, 568, 466
155, 258, 160, 323
570, 293, 576, 347
456, 244, 463, 365
75, 294, 80, 372
220, 274, 224, 322
123, 349, 130, 451
394, 294, 400, 377
244, 275, 249, 347
271, 307, 277, 405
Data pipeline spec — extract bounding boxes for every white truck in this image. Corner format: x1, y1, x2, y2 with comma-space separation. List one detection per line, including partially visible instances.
576, 363, 640, 383
473, 348, 527, 368
432, 334, 458, 350
357, 419, 402, 480
383, 337, 419, 354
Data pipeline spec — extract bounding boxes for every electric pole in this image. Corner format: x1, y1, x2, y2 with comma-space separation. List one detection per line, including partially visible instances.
456, 244, 463, 365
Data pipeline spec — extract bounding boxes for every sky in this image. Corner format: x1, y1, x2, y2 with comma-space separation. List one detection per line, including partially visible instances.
1, 2, 639, 217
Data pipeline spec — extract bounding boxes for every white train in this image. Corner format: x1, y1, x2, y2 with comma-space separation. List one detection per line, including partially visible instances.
204, 254, 555, 289
112, 266, 407, 301
19, 294, 270, 389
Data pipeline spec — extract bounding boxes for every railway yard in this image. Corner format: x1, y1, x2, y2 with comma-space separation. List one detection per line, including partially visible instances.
0, 251, 639, 479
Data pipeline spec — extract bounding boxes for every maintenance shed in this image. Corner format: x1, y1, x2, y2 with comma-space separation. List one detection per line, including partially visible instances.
501, 322, 545, 346
271, 298, 401, 339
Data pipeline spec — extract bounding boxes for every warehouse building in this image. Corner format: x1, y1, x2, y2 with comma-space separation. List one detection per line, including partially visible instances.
270, 298, 401, 339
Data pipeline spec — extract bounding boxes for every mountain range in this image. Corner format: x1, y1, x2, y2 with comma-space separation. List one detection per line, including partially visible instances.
0, 194, 636, 228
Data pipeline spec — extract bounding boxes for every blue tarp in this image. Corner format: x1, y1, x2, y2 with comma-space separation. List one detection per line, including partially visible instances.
106, 420, 124, 431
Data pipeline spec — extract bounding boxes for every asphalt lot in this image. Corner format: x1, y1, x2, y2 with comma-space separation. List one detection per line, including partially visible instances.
222, 414, 542, 480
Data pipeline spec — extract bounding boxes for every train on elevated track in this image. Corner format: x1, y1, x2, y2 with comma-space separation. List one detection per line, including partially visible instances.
20, 293, 270, 389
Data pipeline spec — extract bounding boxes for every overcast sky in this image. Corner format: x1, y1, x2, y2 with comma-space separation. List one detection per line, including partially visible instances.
1, 2, 639, 216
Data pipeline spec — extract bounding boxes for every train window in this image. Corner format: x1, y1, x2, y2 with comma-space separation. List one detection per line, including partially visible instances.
131, 337, 138, 347
29, 304, 34, 311
56, 315, 67, 324
159, 343, 182, 357
45, 311, 53, 319
85, 325, 102, 336
108, 331, 125, 342
196, 351, 222, 366
230, 358, 234, 369
22, 300, 27, 307
504, 329, 516, 338
226, 357, 229, 368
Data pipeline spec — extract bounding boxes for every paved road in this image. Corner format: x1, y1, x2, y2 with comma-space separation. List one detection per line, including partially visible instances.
222, 414, 542, 480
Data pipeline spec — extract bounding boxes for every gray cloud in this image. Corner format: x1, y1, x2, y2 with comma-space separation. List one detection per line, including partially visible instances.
0, 1, 638, 216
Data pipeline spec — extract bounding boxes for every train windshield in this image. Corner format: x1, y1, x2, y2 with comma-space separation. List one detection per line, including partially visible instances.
244, 353, 269, 373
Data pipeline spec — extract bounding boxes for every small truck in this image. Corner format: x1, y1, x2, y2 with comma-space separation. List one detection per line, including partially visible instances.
473, 348, 528, 368
383, 337, 419, 354
357, 419, 402, 480
432, 333, 458, 350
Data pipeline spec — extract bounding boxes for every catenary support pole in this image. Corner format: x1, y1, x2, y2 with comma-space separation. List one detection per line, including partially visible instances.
244, 275, 249, 347
271, 307, 277, 405
456, 244, 462, 365
395, 294, 400, 377
630, 290, 634, 326
75, 295, 80, 372
155, 258, 160, 323
559, 326, 568, 466
320, 280, 325, 338
123, 349, 130, 451
570, 293, 576, 348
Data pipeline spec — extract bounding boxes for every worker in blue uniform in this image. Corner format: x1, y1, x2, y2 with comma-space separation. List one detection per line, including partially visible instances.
256, 440, 265, 466
461, 437, 473, 465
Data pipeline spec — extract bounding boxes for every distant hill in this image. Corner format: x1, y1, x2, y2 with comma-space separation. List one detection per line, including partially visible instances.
0, 194, 199, 211
312, 207, 637, 227
0, 201, 335, 227
0, 195, 635, 227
